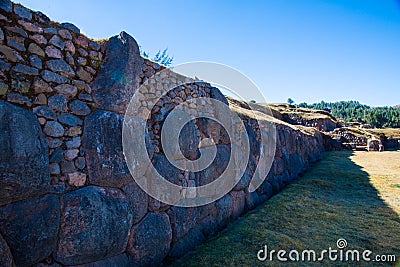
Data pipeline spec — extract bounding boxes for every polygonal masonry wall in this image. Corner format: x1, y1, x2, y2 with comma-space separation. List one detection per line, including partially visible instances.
0, 1, 325, 266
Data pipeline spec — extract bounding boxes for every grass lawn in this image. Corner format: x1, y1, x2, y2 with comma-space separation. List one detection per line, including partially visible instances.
170, 151, 400, 267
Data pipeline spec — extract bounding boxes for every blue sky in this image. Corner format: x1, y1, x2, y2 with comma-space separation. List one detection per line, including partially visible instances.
18, 0, 400, 106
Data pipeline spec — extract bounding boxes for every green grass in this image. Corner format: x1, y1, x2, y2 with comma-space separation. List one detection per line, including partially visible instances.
169, 151, 400, 267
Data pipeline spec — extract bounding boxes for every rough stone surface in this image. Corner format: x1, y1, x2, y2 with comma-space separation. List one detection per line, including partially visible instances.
46, 59, 75, 77
69, 99, 91, 116
48, 94, 67, 112
44, 121, 64, 137
33, 78, 53, 93
0, 44, 23, 62
91, 31, 142, 114
58, 113, 82, 126
72, 254, 131, 267
61, 22, 80, 34
54, 84, 77, 97
13, 4, 32, 20
122, 181, 148, 224
0, 194, 60, 266
0, 0, 12, 13
45, 45, 62, 58
42, 70, 69, 84
0, 233, 13, 267
127, 212, 172, 267
83, 110, 133, 188
55, 186, 133, 265
12, 63, 39, 75
67, 171, 86, 186
0, 101, 49, 206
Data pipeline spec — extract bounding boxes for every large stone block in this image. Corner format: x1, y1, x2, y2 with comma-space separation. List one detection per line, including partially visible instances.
167, 207, 200, 242
72, 253, 130, 267
122, 181, 148, 224
83, 110, 133, 188
127, 212, 172, 267
55, 186, 133, 265
0, 100, 49, 206
0, 194, 60, 266
91, 31, 142, 114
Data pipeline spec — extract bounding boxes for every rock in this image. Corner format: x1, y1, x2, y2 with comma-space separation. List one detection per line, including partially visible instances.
0, 195, 59, 267
49, 147, 64, 163
0, 233, 13, 267
58, 113, 82, 127
6, 92, 32, 107
215, 194, 233, 227
49, 35, 65, 50
33, 105, 57, 120
72, 253, 131, 267
10, 79, 30, 94
5, 26, 28, 37
76, 66, 92, 82
65, 40, 75, 54
229, 190, 246, 219
54, 84, 77, 97
196, 144, 230, 186
18, 20, 43, 33
65, 126, 81, 136
64, 149, 79, 160
75, 35, 89, 48
168, 227, 205, 259
0, 81, 7, 95
13, 4, 32, 20
58, 29, 72, 40
67, 172, 86, 186
167, 207, 200, 242
89, 40, 100, 51
30, 54, 43, 69
79, 93, 92, 101
44, 121, 64, 137
49, 162, 61, 175
122, 181, 148, 224
92, 31, 142, 113
42, 70, 69, 84
33, 78, 53, 93
43, 27, 57, 35
0, 59, 10, 71
12, 63, 39, 75
127, 212, 172, 267
48, 94, 67, 112
46, 59, 75, 77
47, 138, 63, 149
75, 156, 85, 170
83, 110, 133, 188
45, 45, 62, 58
69, 100, 90, 116
7, 36, 25, 52
31, 34, 47, 45
78, 47, 88, 57
60, 159, 75, 173
28, 43, 45, 57
33, 93, 47, 105
65, 51, 74, 66
61, 22, 80, 34
0, 0, 12, 13
55, 186, 133, 265
33, 11, 50, 24
65, 136, 81, 149
0, 44, 23, 62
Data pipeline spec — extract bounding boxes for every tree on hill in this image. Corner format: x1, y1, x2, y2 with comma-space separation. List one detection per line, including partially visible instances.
287, 98, 294, 105
298, 101, 400, 128
139, 47, 174, 67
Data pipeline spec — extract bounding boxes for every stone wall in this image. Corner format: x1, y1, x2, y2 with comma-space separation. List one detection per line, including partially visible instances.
0, 1, 325, 266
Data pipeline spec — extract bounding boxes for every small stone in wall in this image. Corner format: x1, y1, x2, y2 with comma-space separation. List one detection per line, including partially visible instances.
0, 0, 12, 13
44, 121, 64, 137
65, 52, 74, 66
76, 67, 92, 82
28, 43, 45, 57
58, 29, 72, 40
12, 64, 39, 75
18, 20, 43, 33
45, 45, 62, 59
37, 117, 46, 125
0, 81, 8, 95
60, 160, 75, 173
29, 54, 42, 69
58, 113, 82, 127
11, 79, 30, 93
65, 136, 81, 149
78, 47, 88, 57
64, 149, 79, 161
13, 4, 32, 20
5, 26, 28, 38
47, 138, 63, 149
7, 36, 26, 51
33, 78, 53, 94
61, 22, 80, 34
65, 40, 75, 54
33, 105, 57, 120
0, 59, 10, 71
75, 35, 89, 48
43, 27, 57, 35
75, 156, 85, 170
89, 40, 100, 51
50, 162, 61, 175
49, 35, 65, 50
33, 93, 47, 105
0, 44, 23, 62
42, 70, 69, 84
65, 126, 81, 137
31, 34, 47, 45
46, 59, 75, 77
6, 92, 32, 107
54, 84, 77, 97
67, 172, 86, 187
76, 57, 87, 66
69, 100, 90, 116
48, 94, 68, 112
78, 93, 92, 101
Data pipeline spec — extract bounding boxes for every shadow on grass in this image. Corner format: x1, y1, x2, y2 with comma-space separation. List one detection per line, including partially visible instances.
169, 151, 400, 267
